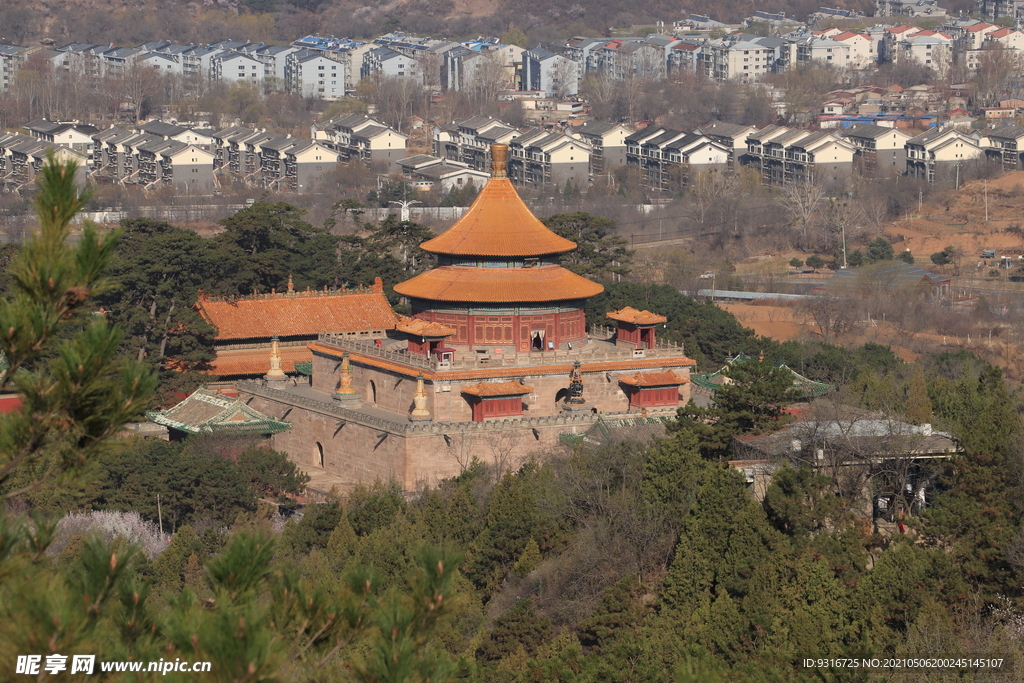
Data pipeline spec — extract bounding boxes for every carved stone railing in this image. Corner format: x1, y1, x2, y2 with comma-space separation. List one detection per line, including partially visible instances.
316, 329, 687, 373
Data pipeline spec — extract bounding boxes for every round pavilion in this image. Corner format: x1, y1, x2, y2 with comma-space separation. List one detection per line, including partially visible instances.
394, 144, 604, 354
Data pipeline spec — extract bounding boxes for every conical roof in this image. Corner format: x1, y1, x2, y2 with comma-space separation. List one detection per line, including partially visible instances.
418, 146, 577, 257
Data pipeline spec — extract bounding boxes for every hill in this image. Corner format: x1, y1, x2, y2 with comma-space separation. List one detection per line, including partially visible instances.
0, 0, 931, 50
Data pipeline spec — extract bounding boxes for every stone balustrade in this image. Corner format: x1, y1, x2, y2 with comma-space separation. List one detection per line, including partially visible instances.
317, 326, 686, 372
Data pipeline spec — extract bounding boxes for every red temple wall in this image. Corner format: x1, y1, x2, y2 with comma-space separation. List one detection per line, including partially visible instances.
412, 308, 586, 350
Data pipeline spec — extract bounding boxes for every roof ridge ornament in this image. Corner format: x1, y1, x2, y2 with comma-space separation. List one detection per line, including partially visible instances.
491, 143, 508, 177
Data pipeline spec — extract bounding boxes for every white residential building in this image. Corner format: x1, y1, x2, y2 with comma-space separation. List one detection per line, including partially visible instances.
897, 31, 954, 70
522, 46, 578, 98
314, 114, 407, 171
291, 36, 371, 91
905, 127, 986, 182
287, 50, 344, 99
213, 51, 265, 86
831, 32, 876, 68
701, 34, 785, 83
0, 44, 34, 93
507, 128, 591, 189
362, 46, 415, 82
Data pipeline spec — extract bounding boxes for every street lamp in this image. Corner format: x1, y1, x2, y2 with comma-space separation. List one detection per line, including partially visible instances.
389, 199, 421, 222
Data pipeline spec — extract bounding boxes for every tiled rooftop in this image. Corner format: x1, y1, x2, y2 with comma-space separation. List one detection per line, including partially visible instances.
461, 381, 534, 396
418, 176, 577, 257
197, 283, 396, 340
210, 345, 312, 377
393, 265, 604, 303
618, 371, 689, 387
607, 306, 668, 325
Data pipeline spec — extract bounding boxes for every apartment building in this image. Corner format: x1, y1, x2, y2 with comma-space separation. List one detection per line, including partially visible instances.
287, 50, 344, 99
291, 36, 371, 92
213, 51, 265, 86
433, 116, 519, 172
876, 0, 948, 18
25, 120, 99, 158
974, 0, 1024, 21
905, 127, 986, 181
985, 125, 1024, 169
668, 41, 704, 76
564, 37, 612, 77
787, 32, 853, 68
701, 34, 785, 82
211, 126, 265, 176
897, 31, 954, 67
841, 124, 911, 172
506, 128, 591, 189
574, 121, 632, 173
395, 154, 490, 192
0, 44, 36, 93
745, 125, 855, 187
0, 133, 88, 193
626, 128, 729, 191
139, 120, 216, 148
134, 138, 215, 191
314, 114, 408, 171
522, 46, 578, 97
696, 121, 758, 168
442, 41, 522, 93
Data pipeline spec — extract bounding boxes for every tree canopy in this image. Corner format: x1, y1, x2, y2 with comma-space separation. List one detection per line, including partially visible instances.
544, 212, 634, 280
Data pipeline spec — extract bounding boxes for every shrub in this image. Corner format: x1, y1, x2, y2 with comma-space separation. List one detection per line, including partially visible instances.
52, 510, 165, 559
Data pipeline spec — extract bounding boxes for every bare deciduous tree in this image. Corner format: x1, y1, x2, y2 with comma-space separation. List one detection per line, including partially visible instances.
802, 294, 857, 343
778, 180, 825, 248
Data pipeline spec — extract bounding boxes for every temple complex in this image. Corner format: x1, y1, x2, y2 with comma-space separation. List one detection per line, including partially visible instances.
207, 143, 696, 491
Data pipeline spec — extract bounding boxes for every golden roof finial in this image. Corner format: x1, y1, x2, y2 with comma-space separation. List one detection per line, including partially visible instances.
491, 143, 508, 178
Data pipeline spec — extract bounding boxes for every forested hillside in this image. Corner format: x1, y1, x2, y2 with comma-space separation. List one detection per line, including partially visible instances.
0, 0, 896, 50
3, 155, 1024, 683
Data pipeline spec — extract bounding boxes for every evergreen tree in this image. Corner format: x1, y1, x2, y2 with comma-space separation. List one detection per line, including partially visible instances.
211, 202, 341, 295
98, 218, 217, 375
235, 446, 310, 498
0, 153, 155, 504
921, 364, 1022, 598
464, 467, 544, 593
347, 479, 407, 536
671, 359, 799, 460
866, 237, 894, 262
543, 212, 634, 280
477, 599, 551, 662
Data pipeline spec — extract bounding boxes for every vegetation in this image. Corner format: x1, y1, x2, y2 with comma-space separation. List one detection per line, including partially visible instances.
3, 150, 1024, 682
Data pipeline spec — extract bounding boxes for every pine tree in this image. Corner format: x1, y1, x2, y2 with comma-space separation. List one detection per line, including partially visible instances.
464, 469, 539, 592
0, 153, 156, 503
477, 599, 551, 662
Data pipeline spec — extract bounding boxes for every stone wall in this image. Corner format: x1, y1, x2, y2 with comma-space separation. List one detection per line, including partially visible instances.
247, 393, 408, 486
241, 381, 612, 491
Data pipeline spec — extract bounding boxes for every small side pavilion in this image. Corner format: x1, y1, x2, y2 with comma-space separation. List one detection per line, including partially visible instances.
147, 387, 292, 439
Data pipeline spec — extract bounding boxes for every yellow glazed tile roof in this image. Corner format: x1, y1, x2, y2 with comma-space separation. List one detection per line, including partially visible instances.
419, 176, 577, 257
394, 265, 604, 302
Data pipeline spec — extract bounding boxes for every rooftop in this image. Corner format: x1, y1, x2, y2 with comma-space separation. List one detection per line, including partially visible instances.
393, 264, 603, 303
147, 387, 291, 434
196, 280, 396, 340
313, 327, 695, 378
607, 306, 668, 325
417, 147, 578, 257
